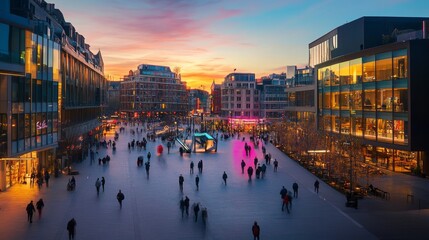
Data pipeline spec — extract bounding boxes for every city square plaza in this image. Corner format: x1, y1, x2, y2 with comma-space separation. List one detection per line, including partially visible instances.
1, 124, 429, 240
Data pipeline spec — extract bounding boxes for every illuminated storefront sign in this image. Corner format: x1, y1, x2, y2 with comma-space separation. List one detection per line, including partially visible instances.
36, 120, 48, 130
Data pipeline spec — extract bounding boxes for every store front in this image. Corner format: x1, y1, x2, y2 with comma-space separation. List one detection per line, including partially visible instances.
363, 145, 418, 173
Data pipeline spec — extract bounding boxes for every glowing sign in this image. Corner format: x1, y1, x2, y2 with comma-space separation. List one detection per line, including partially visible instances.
36, 120, 47, 130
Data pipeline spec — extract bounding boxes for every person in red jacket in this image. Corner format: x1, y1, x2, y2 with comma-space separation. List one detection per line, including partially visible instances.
252, 221, 260, 240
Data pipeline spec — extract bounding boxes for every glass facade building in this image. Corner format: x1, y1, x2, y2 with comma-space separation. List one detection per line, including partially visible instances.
317, 40, 429, 173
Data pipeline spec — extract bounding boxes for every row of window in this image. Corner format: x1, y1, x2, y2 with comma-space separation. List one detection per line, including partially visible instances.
11, 134, 58, 155
11, 77, 58, 105
0, 23, 25, 65
320, 115, 408, 145
11, 113, 58, 141
318, 49, 407, 87
222, 89, 259, 95
27, 33, 61, 82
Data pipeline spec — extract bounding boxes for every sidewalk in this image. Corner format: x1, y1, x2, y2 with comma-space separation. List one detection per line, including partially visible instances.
0, 125, 425, 239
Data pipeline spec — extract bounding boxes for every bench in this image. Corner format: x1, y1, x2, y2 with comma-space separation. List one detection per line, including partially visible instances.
345, 193, 358, 209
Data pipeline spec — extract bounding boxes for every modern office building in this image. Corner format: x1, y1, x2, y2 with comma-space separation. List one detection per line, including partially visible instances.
107, 81, 121, 116
221, 73, 260, 131
120, 64, 189, 120
258, 73, 287, 120
315, 17, 429, 174
283, 66, 316, 122
0, 0, 106, 190
1, 0, 60, 190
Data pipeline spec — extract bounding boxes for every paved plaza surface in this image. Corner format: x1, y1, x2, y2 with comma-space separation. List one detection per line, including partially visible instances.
1, 124, 428, 240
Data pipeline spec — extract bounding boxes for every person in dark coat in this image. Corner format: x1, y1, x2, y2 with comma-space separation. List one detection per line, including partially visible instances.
241, 160, 246, 174
247, 166, 254, 181
222, 171, 228, 185
44, 171, 50, 187
252, 221, 260, 240
179, 174, 184, 192
190, 161, 194, 174
314, 180, 320, 194
117, 190, 125, 208
292, 182, 299, 198
67, 218, 77, 240
184, 196, 190, 216
26, 200, 36, 223
195, 175, 200, 190
101, 177, 106, 192
36, 198, 44, 220
193, 203, 200, 222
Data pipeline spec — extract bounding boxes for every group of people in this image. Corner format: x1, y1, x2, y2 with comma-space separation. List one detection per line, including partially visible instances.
29, 170, 50, 188
25, 199, 44, 223
179, 196, 208, 224
94, 177, 106, 195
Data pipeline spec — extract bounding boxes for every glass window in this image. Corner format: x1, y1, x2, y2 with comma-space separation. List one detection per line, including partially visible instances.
331, 64, 339, 86
331, 92, 339, 109
363, 56, 375, 82
12, 114, 18, 141
364, 117, 376, 140
341, 117, 350, 134
375, 52, 392, 81
393, 119, 407, 145
339, 61, 350, 85
351, 116, 363, 137
333, 116, 340, 133
393, 88, 407, 112
322, 67, 330, 87
350, 90, 362, 110
350, 58, 362, 84
377, 119, 393, 143
323, 92, 331, 108
339, 91, 350, 110
323, 115, 332, 131
377, 87, 393, 112
393, 49, 407, 79
364, 90, 375, 111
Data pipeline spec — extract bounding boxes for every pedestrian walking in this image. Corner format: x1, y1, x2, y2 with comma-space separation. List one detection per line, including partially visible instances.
252, 221, 260, 240
292, 182, 299, 198
280, 186, 288, 212
67, 218, 77, 240
167, 141, 171, 154
314, 180, 320, 194
26, 200, 36, 223
241, 160, 246, 174
190, 161, 194, 174
195, 175, 200, 190
30, 172, 36, 187
254, 157, 258, 169
101, 177, 105, 192
222, 171, 228, 185
184, 196, 190, 216
44, 171, 50, 188
95, 178, 101, 195
179, 174, 184, 192
193, 203, 200, 222
145, 161, 150, 178
198, 160, 203, 173
117, 190, 125, 208
201, 206, 208, 224
180, 198, 185, 218
273, 159, 278, 172
36, 198, 44, 220
147, 151, 151, 161
247, 166, 254, 181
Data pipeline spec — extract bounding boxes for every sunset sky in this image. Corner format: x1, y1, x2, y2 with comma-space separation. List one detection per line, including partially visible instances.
53, 0, 428, 89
